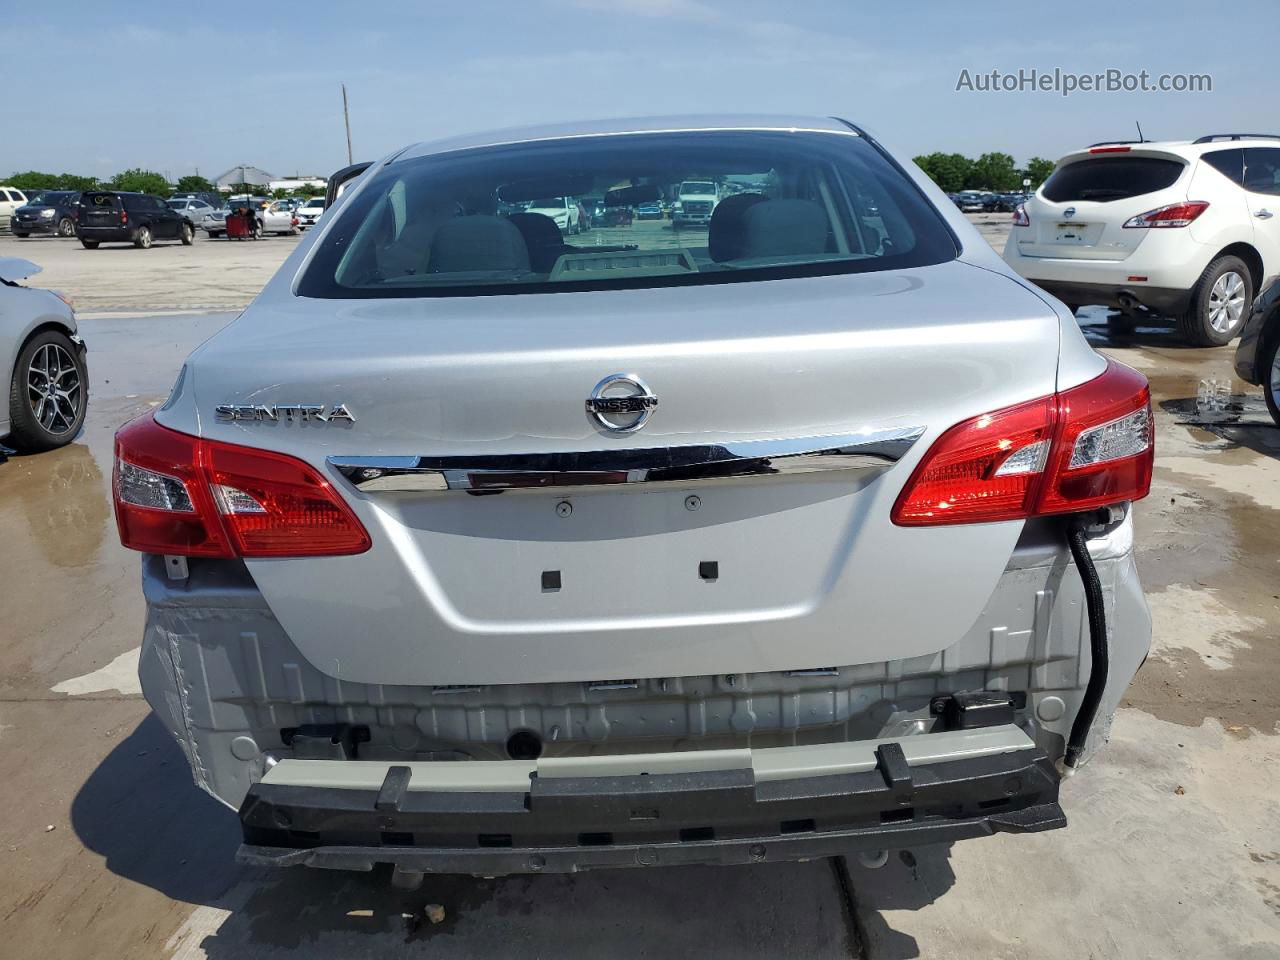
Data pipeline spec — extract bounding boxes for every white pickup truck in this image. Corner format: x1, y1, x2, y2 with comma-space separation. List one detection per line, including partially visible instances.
672, 180, 720, 226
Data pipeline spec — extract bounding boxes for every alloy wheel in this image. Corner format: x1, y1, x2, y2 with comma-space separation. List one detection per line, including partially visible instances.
1207, 271, 1246, 334
26, 342, 82, 436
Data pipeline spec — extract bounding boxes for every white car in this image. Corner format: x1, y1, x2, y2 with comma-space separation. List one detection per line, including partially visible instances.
295, 197, 326, 228
1, 186, 30, 229
1004, 135, 1280, 345
524, 196, 581, 234
262, 201, 300, 235
0, 258, 87, 452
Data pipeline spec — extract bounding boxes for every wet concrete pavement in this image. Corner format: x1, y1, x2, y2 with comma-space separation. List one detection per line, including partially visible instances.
1, 225, 1278, 958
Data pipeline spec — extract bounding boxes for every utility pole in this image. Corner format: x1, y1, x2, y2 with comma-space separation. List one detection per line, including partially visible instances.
342, 83, 353, 165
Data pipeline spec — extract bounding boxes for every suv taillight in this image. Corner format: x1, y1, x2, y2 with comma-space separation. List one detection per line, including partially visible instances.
113, 413, 371, 558
120, 209, 128, 224
1122, 201, 1209, 228
892, 360, 1152, 526
1012, 203, 1030, 227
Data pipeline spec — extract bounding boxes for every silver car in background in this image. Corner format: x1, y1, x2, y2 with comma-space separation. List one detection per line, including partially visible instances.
1, 258, 87, 452
112, 116, 1153, 879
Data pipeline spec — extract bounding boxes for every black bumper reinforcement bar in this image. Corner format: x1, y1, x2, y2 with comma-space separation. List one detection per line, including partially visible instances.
238, 744, 1065, 876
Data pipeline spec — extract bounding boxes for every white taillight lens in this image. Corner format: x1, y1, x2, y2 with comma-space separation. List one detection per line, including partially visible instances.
1012, 203, 1030, 227
993, 438, 1050, 476
1069, 407, 1151, 468
116, 460, 195, 512
213, 484, 267, 515
1122, 201, 1209, 228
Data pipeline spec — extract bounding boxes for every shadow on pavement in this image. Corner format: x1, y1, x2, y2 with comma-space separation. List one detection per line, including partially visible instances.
845, 845, 958, 960
70, 713, 245, 905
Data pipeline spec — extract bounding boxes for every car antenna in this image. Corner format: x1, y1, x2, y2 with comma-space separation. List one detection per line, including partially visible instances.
1135, 121, 1145, 143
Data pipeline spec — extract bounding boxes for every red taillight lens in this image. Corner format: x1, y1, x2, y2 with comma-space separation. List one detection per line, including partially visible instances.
1122, 201, 1209, 229
113, 416, 231, 556
892, 360, 1152, 526
891, 396, 1055, 525
1012, 203, 1030, 227
120, 209, 128, 224
113, 413, 371, 558
1038, 361, 1153, 515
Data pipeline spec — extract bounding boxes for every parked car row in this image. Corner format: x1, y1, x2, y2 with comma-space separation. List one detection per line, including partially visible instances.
948, 191, 1032, 213
2, 188, 327, 243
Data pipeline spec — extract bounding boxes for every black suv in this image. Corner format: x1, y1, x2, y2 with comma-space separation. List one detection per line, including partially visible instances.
76, 191, 194, 249
11, 190, 82, 238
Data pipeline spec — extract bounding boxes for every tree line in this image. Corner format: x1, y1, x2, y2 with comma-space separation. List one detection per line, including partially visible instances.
4, 169, 324, 199
913, 152, 1056, 193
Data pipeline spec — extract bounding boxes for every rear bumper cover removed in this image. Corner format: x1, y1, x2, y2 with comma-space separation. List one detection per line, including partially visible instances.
238, 725, 1064, 875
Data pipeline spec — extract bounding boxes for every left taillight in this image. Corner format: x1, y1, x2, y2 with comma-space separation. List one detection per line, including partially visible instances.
113, 413, 371, 558
892, 359, 1153, 526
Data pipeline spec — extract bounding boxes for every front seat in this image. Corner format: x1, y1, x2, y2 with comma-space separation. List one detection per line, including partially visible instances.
427, 215, 531, 274
737, 199, 829, 260
707, 193, 766, 262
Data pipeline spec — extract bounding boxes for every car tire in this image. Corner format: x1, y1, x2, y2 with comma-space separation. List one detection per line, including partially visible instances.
252, 221, 263, 239
1262, 332, 1280, 427
13, 231, 29, 239
180, 223, 194, 245
1177, 255, 1252, 346
80, 239, 99, 249
58, 217, 75, 237
133, 225, 153, 249
6, 329, 88, 452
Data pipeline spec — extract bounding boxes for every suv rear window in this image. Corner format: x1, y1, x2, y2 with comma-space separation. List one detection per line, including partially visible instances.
82, 192, 122, 209
1041, 156, 1185, 203
298, 130, 958, 299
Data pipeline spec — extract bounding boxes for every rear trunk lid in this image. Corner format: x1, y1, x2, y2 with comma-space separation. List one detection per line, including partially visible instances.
1015, 150, 1189, 261
174, 262, 1063, 686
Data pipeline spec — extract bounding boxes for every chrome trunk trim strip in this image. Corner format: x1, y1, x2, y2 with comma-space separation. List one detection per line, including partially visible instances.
328, 427, 924, 493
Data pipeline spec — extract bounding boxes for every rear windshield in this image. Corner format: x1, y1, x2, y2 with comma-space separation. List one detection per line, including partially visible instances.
81, 192, 122, 209
1041, 156, 1185, 203
298, 130, 958, 299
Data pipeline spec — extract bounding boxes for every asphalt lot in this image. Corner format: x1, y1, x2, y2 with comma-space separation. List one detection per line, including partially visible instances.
1, 217, 1278, 958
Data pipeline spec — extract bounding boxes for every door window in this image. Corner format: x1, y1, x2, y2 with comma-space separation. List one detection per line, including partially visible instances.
1202, 149, 1244, 186
1243, 149, 1280, 196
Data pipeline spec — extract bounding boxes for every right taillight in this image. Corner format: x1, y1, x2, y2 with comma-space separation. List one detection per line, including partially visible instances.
1037, 359, 1152, 515
113, 413, 371, 558
1122, 201, 1209, 228
892, 359, 1152, 526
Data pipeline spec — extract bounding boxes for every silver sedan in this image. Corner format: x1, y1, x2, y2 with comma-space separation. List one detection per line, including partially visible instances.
0, 258, 87, 453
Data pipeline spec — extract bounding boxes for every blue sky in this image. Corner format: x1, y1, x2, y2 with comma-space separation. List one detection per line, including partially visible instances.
3, 0, 1274, 181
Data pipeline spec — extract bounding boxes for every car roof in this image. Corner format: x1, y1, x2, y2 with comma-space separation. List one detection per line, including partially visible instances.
397, 115, 857, 161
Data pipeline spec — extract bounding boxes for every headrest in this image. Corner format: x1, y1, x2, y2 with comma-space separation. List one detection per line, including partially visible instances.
427, 215, 530, 274
738, 199, 828, 260
707, 193, 766, 262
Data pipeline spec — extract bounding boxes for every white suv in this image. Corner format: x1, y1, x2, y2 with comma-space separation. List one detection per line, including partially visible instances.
1003, 135, 1280, 345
